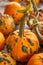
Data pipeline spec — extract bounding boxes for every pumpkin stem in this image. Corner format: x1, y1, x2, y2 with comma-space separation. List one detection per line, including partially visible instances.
29, 16, 43, 40
31, 0, 38, 11
34, 22, 43, 40
19, 14, 27, 37
35, 26, 43, 40
19, 6, 32, 37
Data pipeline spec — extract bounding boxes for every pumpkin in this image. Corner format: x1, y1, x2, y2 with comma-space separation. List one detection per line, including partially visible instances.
27, 53, 43, 65
0, 32, 5, 50
4, 2, 24, 24
6, 8, 39, 62
0, 14, 15, 35
0, 51, 16, 65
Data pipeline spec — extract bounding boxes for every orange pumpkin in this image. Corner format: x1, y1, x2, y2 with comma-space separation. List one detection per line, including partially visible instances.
27, 53, 43, 65
0, 51, 16, 65
4, 2, 24, 24
0, 32, 5, 50
6, 7, 39, 62
0, 14, 15, 35
6, 29, 39, 62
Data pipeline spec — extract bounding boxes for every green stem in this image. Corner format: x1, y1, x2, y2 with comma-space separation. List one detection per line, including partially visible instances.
34, 26, 43, 40
19, 14, 27, 37
34, 22, 43, 40
31, 0, 38, 11
29, 17, 43, 40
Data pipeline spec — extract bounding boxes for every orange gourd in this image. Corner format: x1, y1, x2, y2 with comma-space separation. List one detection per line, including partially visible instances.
0, 32, 5, 50
6, 29, 39, 62
0, 51, 16, 65
4, 2, 24, 24
0, 14, 15, 35
27, 53, 43, 65
6, 7, 39, 62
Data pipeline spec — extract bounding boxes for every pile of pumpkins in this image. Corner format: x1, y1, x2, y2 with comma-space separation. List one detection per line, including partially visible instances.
0, 0, 43, 65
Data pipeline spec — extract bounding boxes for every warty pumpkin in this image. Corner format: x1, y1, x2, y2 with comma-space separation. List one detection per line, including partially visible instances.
0, 14, 15, 35
0, 51, 16, 65
6, 7, 39, 62
0, 32, 5, 50
27, 53, 43, 65
4, 2, 24, 24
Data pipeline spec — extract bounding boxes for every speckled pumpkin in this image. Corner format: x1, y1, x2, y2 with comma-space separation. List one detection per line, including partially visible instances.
4, 2, 24, 24
27, 53, 43, 65
0, 14, 15, 35
6, 29, 39, 62
0, 32, 5, 50
0, 51, 16, 65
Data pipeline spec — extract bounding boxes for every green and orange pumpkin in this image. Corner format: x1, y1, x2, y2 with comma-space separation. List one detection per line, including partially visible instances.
0, 51, 16, 65
0, 14, 15, 35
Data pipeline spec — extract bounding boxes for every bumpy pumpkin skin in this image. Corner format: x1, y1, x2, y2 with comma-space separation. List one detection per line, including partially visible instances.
0, 51, 16, 65
4, 3, 24, 24
6, 29, 39, 62
0, 15, 15, 35
27, 53, 43, 65
0, 32, 5, 50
